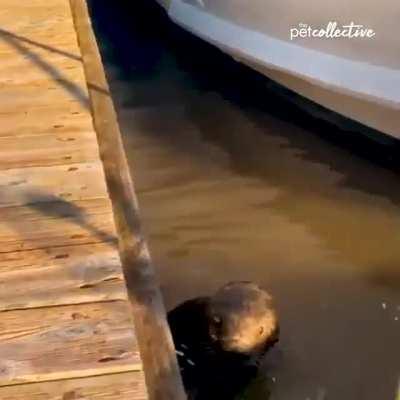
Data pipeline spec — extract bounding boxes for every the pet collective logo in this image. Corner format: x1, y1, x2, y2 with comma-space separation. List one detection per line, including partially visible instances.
290, 22, 376, 40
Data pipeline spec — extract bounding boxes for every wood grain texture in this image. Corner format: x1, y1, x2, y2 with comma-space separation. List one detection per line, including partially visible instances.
0, 243, 126, 311
0, 78, 90, 126
1, 57, 85, 85
0, 0, 147, 396
0, 132, 99, 169
70, 1, 187, 399
0, 301, 141, 386
0, 103, 93, 138
0, 372, 147, 400
0, 40, 81, 60
0, 0, 92, 140
0, 162, 108, 207
0, 11, 88, 80
0, 198, 117, 252
0, 0, 78, 46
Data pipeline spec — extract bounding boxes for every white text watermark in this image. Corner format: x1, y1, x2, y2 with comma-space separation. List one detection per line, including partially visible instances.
290, 22, 376, 41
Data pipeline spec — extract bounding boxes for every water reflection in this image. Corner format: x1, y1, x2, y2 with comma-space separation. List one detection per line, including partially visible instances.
89, 1, 400, 399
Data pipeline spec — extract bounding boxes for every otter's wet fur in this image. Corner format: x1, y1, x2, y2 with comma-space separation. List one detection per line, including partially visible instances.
168, 282, 279, 400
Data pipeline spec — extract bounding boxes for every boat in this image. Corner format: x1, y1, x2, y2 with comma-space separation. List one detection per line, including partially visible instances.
155, 0, 400, 140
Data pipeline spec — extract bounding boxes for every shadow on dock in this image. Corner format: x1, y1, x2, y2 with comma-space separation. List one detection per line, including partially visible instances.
0, 190, 118, 249
0, 28, 109, 107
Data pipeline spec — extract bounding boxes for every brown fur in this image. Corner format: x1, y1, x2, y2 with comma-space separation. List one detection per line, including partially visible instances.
168, 281, 279, 399
207, 281, 279, 357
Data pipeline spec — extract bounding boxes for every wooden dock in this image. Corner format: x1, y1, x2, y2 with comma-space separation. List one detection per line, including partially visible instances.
0, 1, 185, 399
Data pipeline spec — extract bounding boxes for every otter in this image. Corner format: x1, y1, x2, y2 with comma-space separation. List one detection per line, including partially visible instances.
168, 282, 279, 400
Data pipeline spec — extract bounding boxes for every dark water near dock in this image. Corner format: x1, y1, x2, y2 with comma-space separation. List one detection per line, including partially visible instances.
89, 2, 400, 399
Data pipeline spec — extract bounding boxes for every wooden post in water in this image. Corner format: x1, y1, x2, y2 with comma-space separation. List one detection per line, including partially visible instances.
69, 1, 187, 399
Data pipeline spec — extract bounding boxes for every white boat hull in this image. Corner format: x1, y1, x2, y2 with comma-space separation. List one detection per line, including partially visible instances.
157, 0, 400, 139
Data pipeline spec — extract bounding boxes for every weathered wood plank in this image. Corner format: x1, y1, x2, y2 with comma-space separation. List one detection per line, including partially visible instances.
70, 1, 187, 399
0, 95, 87, 115
0, 1, 72, 22
0, 40, 85, 80
0, 40, 81, 60
0, 132, 99, 169
1, 61, 86, 86
0, 0, 71, 13
0, 0, 147, 396
0, 198, 117, 253
0, 77, 89, 111
0, 162, 107, 207
0, 2, 77, 40
0, 19, 75, 37
0, 243, 126, 311
0, 371, 147, 400
0, 101, 92, 138
0, 40, 82, 58
0, 36, 76, 60
0, 45, 81, 65
0, 37, 82, 82
0, 20, 76, 48
0, 301, 141, 386
0, 25, 90, 119
0, 35, 79, 58
0, 13, 72, 33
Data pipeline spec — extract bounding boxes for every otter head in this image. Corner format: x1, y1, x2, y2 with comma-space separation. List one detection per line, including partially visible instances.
207, 281, 279, 356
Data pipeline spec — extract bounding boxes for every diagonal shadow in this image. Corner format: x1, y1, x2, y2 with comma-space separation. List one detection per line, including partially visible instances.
0, 28, 110, 107
0, 188, 117, 250
0, 28, 89, 108
22, 191, 117, 246
0, 27, 82, 61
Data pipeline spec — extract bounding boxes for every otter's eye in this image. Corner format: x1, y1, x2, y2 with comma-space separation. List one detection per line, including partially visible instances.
259, 327, 264, 336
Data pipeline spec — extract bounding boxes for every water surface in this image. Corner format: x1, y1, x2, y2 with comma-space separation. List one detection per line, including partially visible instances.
90, 2, 400, 399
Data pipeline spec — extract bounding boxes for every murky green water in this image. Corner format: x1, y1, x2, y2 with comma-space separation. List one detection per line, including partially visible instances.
90, 2, 400, 399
